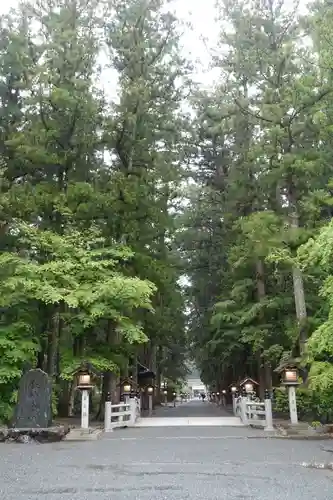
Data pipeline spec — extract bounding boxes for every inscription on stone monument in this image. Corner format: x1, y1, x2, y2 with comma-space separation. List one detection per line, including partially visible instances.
11, 369, 52, 428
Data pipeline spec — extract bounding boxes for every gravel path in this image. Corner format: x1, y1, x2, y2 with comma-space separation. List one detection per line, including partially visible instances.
1, 400, 333, 500
150, 399, 231, 418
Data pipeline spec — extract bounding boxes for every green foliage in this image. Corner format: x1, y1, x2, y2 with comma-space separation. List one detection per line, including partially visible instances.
0, 391, 17, 425
273, 387, 333, 423
5, 0, 333, 423
0, 224, 156, 328
60, 357, 120, 381
273, 388, 314, 419
182, 0, 333, 401
297, 219, 333, 391
0, 0, 188, 420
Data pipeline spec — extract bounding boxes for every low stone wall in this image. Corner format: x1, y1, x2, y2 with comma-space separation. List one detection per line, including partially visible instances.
0, 426, 69, 443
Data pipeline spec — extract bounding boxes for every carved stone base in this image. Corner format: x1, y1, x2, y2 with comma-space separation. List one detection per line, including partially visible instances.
0, 426, 69, 443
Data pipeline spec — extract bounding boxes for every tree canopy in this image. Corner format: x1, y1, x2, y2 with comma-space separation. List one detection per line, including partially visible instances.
1, 0, 333, 422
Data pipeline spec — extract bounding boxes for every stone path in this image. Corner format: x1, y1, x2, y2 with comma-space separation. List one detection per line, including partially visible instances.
136, 399, 243, 427
1, 424, 333, 499
151, 399, 232, 418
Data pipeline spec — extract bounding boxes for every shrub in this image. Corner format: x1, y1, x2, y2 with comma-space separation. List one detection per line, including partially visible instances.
273, 386, 333, 423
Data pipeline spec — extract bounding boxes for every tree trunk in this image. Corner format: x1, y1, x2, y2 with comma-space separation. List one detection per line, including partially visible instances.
255, 259, 272, 397
95, 320, 120, 420
46, 307, 60, 376
68, 380, 77, 417
290, 209, 308, 355
132, 353, 138, 386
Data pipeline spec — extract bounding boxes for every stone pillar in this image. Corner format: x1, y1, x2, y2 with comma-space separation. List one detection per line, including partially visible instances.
148, 394, 153, 416
288, 386, 298, 425
104, 392, 112, 432
264, 390, 274, 432
81, 389, 89, 430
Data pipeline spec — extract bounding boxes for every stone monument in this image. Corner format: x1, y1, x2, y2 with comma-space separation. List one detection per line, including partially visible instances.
0, 369, 68, 443
12, 368, 52, 428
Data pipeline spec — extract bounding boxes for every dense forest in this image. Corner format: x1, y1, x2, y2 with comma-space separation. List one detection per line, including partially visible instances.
1, 0, 333, 422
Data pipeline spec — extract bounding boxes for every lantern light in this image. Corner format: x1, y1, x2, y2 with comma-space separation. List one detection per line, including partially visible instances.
123, 383, 131, 393
231, 386, 237, 393
283, 368, 299, 385
78, 373, 91, 387
147, 385, 154, 394
244, 382, 254, 393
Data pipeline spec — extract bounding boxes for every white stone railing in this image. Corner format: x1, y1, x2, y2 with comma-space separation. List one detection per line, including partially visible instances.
244, 400, 266, 426
104, 398, 139, 432
235, 396, 274, 431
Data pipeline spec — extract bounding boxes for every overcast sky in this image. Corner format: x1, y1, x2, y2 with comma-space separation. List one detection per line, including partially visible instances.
0, 0, 306, 94
0, 0, 219, 90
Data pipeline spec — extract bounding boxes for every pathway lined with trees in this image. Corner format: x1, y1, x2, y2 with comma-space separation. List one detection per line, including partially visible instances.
1, 0, 333, 429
